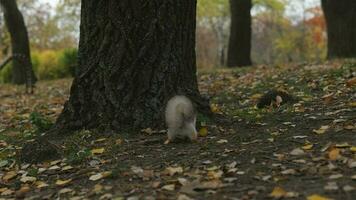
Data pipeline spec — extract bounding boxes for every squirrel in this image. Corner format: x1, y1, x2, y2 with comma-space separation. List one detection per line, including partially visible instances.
165, 95, 198, 144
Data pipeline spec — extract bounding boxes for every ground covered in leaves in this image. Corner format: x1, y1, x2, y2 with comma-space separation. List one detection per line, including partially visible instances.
0, 61, 355, 200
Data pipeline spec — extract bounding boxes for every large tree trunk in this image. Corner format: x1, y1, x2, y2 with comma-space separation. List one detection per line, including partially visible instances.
322, 0, 356, 59
227, 0, 252, 67
54, 0, 210, 133
0, 0, 37, 85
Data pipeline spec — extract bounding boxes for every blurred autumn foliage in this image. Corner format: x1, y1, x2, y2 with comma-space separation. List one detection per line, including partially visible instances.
1, 0, 327, 79
196, 0, 326, 67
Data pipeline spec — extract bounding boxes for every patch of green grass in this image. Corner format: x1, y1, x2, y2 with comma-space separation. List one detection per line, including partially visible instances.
29, 112, 53, 133
66, 147, 91, 165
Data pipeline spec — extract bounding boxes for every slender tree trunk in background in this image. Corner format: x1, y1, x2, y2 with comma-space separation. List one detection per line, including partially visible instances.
227, 0, 252, 67
0, 0, 37, 84
54, 0, 210, 133
322, 0, 356, 59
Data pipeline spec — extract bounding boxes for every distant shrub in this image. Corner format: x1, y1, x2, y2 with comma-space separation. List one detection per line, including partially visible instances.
0, 48, 78, 83
58, 48, 78, 77
36, 50, 60, 80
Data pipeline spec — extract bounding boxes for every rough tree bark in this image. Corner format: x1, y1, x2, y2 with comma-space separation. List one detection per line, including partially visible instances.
53, 0, 210, 133
0, 0, 37, 85
227, 0, 252, 67
322, 0, 356, 59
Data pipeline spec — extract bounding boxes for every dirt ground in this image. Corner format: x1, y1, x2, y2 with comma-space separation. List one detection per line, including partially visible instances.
0, 61, 355, 200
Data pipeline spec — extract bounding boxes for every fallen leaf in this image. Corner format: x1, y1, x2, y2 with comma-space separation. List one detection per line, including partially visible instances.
322, 93, 334, 104
343, 185, 355, 192
162, 184, 175, 191
302, 144, 314, 150
350, 146, 356, 152
50, 160, 62, 165
55, 179, 72, 186
281, 169, 297, 175
62, 165, 74, 171
89, 171, 112, 181
49, 165, 60, 170
0, 160, 9, 168
335, 143, 350, 148
35, 181, 49, 189
328, 148, 340, 160
328, 174, 343, 179
324, 182, 338, 191
313, 125, 330, 134
346, 77, 356, 87
176, 178, 188, 186
307, 194, 333, 200
269, 186, 287, 198
91, 148, 105, 154
290, 148, 305, 156
20, 176, 37, 183
116, 139, 123, 145
210, 104, 220, 113
1, 188, 14, 196
177, 194, 194, 200
207, 170, 223, 180
131, 166, 144, 175
165, 166, 183, 176
217, 139, 228, 144
2, 171, 17, 181
199, 127, 208, 137
15, 186, 31, 197
59, 188, 73, 194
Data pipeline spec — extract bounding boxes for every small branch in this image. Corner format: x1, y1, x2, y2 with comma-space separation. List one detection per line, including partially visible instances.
0, 55, 13, 71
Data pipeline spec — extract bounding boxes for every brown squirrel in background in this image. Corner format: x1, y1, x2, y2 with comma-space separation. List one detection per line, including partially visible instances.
165, 95, 197, 144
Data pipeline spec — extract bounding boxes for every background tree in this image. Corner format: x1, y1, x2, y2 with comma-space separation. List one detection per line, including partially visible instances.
0, 0, 37, 84
321, 0, 356, 59
227, 0, 252, 67
197, 0, 230, 68
53, 0, 210, 133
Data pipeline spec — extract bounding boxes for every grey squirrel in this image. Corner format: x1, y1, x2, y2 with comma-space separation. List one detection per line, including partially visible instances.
165, 95, 198, 144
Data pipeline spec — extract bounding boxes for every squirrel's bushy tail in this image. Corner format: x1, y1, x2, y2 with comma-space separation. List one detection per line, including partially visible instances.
165, 95, 197, 141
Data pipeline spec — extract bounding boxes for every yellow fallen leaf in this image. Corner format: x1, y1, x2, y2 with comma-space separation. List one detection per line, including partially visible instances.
302, 144, 314, 150
207, 170, 223, 180
210, 104, 220, 113
89, 171, 112, 181
35, 181, 49, 188
313, 125, 330, 134
328, 148, 340, 161
335, 143, 350, 148
91, 148, 105, 154
199, 127, 208, 137
269, 186, 287, 198
55, 179, 72, 186
2, 171, 17, 181
350, 146, 356, 152
349, 102, 356, 107
16, 186, 31, 196
307, 194, 333, 200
